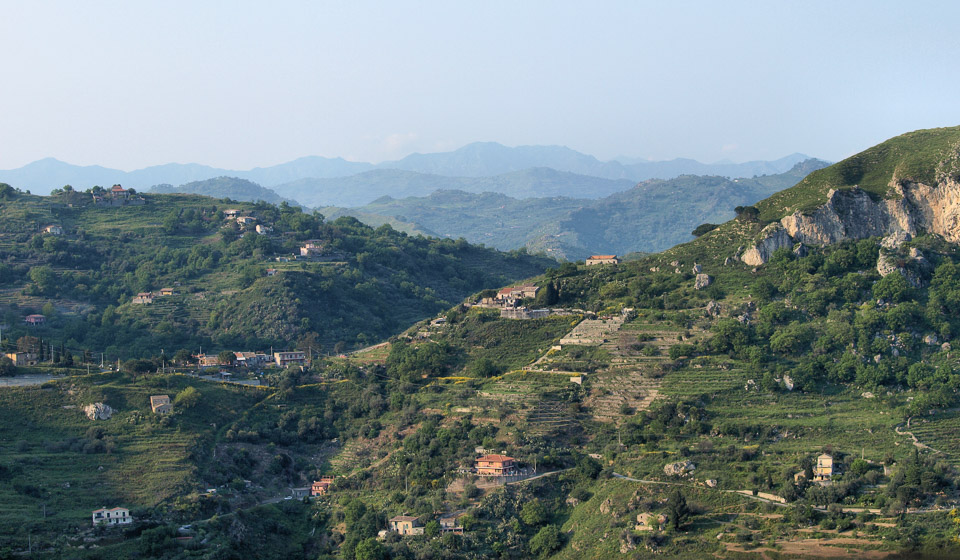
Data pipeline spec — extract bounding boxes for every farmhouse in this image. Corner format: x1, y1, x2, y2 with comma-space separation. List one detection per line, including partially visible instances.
150, 395, 172, 414
43, 224, 63, 235
132, 292, 154, 304
158, 288, 176, 296
475, 454, 518, 477
256, 224, 273, 235
814, 453, 834, 482
110, 184, 129, 199
223, 209, 241, 218
5, 352, 38, 366
495, 284, 540, 303
300, 241, 324, 257
440, 516, 464, 534
274, 351, 307, 367
92, 507, 132, 526
311, 476, 335, 496
290, 487, 310, 499
389, 515, 424, 536
586, 255, 620, 266
196, 354, 220, 368
234, 352, 268, 368
236, 216, 256, 227
24, 314, 45, 326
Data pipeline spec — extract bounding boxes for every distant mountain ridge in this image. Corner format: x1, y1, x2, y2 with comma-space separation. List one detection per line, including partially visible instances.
326, 158, 831, 259
272, 167, 638, 207
0, 142, 817, 196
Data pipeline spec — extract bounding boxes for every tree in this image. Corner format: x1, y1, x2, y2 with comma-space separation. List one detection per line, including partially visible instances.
666, 488, 691, 531
521, 499, 548, 526
123, 359, 153, 380
354, 538, 386, 560
0, 357, 15, 377
529, 525, 562, 557
28, 266, 57, 295
174, 386, 201, 409
173, 349, 193, 365
469, 357, 500, 378
734, 205, 759, 222
16, 336, 40, 354
691, 223, 719, 237
217, 350, 236, 367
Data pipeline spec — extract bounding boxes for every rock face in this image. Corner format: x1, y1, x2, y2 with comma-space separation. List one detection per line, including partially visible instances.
741, 223, 794, 266
694, 274, 712, 290
84, 403, 113, 420
663, 460, 696, 476
705, 300, 721, 317
743, 178, 960, 265
877, 246, 931, 287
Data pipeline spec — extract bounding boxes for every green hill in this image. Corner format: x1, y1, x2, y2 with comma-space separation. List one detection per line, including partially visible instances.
5, 129, 960, 559
149, 176, 298, 206
0, 186, 554, 360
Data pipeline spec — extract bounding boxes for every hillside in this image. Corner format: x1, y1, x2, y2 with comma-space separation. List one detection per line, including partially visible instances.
327, 159, 829, 259
149, 176, 298, 206
0, 186, 553, 361
3, 128, 960, 560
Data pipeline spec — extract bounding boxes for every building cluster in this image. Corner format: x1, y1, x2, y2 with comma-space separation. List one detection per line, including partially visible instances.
92, 185, 145, 207
132, 287, 177, 305
194, 350, 307, 369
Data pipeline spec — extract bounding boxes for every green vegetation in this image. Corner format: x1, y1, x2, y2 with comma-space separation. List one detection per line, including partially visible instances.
0, 188, 553, 361
6, 129, 960, 558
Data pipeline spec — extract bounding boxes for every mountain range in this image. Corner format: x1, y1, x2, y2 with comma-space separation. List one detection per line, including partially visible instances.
324, 158, 830, 259
0, 142, 813, 198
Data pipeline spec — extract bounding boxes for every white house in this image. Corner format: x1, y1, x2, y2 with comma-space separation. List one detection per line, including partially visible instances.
92, 507, 133, 526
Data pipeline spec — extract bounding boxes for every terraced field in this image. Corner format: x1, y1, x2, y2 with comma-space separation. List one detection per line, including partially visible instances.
906, 413, 960, 463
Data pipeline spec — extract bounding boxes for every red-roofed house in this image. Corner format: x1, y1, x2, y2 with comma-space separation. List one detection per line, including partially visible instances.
24, 314, 45, 326
475, 454, 518, 477
586, 255, 620, 266
311, 476, 335, 496
110, 184, 129, 199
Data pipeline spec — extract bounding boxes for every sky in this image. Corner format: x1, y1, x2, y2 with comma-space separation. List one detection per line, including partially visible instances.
1, 1, 959, 170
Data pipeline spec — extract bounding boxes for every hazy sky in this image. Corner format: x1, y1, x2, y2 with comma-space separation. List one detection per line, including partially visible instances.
1, 1, 958, 170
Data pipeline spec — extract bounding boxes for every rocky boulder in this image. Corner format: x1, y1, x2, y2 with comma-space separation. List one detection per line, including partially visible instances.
694, 274, 712, 290
663, 460, 696, 476
84, 403, 113, 420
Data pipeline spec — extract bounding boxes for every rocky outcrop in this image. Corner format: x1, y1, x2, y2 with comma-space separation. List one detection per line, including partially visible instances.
663, 460, 695, 476
84, 403, 113, 420
877, 246, 932, 287
694, 274, 712, 290
744, 177, 960, 265
741, 223, 793, 266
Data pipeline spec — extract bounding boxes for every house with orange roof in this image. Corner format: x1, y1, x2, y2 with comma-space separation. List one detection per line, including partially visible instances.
475, 454, 518, 477
586, 255, 620, 266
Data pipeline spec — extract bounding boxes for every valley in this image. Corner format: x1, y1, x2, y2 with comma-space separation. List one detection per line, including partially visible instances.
2, 127, 960, 559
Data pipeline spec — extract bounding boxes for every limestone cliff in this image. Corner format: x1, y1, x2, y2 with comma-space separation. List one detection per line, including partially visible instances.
743, 177, 960, 265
